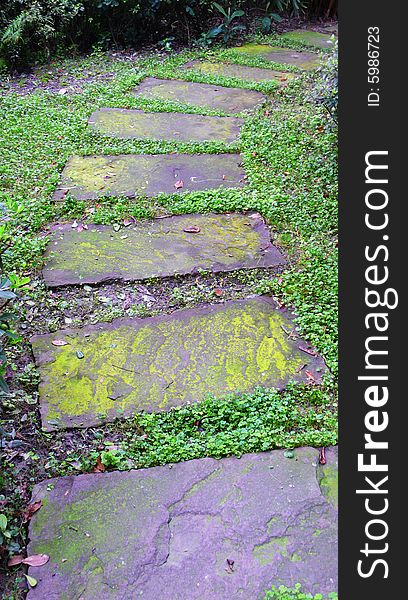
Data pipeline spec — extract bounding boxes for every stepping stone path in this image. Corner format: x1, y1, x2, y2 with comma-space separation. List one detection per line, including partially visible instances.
27, 447, 337, 600
31, 297, 326, 431
280, 29, 336, 49
43, 213, 285, 287
88, 108, 243, 143
133, 76, 265, 113
53, 153, 245, 201
30, 28, 337, 596
230, 43, 321, 70
182, 60, 294, 84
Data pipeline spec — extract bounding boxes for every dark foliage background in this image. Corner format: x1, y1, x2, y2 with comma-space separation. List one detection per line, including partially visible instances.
0, 0, 337, 69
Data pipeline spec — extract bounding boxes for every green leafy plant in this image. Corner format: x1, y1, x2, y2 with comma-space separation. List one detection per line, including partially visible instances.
198, 2, 245, 47
263, 583, 338, 600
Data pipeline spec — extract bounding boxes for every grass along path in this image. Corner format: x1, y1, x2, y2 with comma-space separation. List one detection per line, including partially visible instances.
0, 37, 337, 594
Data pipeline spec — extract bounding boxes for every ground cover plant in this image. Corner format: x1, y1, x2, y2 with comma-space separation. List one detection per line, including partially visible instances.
0, 32, 337, 597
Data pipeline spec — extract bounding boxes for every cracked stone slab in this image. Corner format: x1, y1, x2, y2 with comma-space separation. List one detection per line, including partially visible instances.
30, 297, 327, 430
27, 447, 338, 599
88, 108, 243, 143
280, 30, 336, 49
133, 77, 265, 113
43, 213, 286, 287
183, 60, 295, 84
52, 153, 245, 201
229, 44, 321, 70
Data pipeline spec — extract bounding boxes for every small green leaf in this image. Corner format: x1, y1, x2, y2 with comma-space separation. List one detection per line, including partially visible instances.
284, 450, 295, 459
0, 514, 7, 530
24, 574, 38, 588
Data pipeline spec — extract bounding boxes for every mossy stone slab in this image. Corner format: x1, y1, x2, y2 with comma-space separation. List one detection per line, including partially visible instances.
52, 153, 245, 201
27, 447, 338, 599
183, 60, 294, 84
43, 213, 285, 287
133, 77, 265, 113
31, 297, 327, 430
230, 44, 321, 69
280, 29, 336, 49
88, 108, 243, 143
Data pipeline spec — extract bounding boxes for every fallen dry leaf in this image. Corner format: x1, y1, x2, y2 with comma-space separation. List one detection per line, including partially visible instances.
93, 456, 106, 473
22, 500, 42, 523
52, 340, 68, 347
24, 575, 37, 588
298, 345, 317, 357
22, 554, 50, 567
305, 370, 317, 384
183, 226, 200, 233
214, 288, 223, 297
8, 555, 24, 567
319, 447, 327, 465
174, 180, 184, 190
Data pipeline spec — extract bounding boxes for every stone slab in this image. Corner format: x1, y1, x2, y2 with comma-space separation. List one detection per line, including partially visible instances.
182, 60, 295, 84
280, 29, 336, 49
88, 108, 243, 143
53, 153, 245, 201
27, 447, 338, 599
30, 297, 327, 430
230, 44, 321, 69
133, 77, 265, 113
43, 213, 286, 287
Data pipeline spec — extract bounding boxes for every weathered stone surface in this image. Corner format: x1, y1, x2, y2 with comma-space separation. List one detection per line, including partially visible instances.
27, 447, 338, 599
31, 297, 326, 430
43, 213, 286, 287
183, 60, 294, 84
317, 446, 338, 509
280, 29, 336, 49
53, 153, 245, 201
230, 44, 321, 69
134, 77, 265, 113
88, 108, 243, 143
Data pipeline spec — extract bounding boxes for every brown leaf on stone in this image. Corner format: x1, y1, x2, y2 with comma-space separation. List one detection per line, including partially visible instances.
93, 456, 106, 473
52, 340, 68, 347
214, 288, 223, 297
7, 555, 24, 567
319, 447, 327, 465
183, 226, 200, 233
22, 554, 50, 567
298, 346, 317, 357
22, 500, 42, 523
305, 370, 317, 384
174, 180, 184, 190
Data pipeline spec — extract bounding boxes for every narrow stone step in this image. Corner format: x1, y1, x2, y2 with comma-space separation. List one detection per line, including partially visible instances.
43, 213, 285, 287
182, 60, 295, 84
280, 29, 336, 49
27, 447, 338, 600
52, 153, 245, 202
88, 108, 243, 143
133, 77, 265, 113
31, 297, 327, 430
230, 44, 321, 69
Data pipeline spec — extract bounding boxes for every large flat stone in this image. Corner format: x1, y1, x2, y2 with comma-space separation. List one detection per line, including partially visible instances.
133, 77, 265, 113
53, 153, 245, 201
43, 213, 286, 287
88, 108, 243, 143
31, 297, 327, 430
27, 448, 338, 599
281, 29, 336, 49
182, 60, 295, 84
230, 44, 321, 69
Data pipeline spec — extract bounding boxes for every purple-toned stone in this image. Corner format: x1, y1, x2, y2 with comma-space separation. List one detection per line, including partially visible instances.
133, 77, 266, 113
52, 153, 245, 201
88, 108, 243, 143
42, 213, 286, 287
230, 44, 321, 70
27, 447, 338, 599
30, 297, 327, 430
182, 60, 295, 84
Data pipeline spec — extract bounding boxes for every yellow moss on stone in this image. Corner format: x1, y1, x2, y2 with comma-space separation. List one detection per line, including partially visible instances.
32, 298, 318, 430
